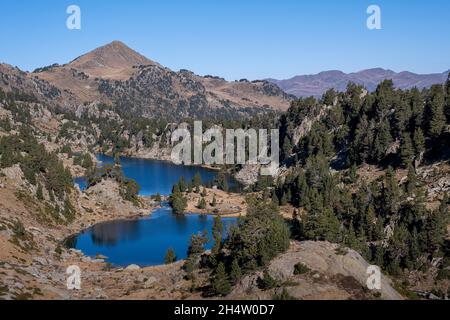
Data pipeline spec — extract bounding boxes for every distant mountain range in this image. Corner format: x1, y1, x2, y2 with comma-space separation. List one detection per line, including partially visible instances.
268, 68, 450, 98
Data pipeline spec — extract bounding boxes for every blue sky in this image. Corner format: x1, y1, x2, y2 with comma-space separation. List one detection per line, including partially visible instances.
0, 0, 449, 80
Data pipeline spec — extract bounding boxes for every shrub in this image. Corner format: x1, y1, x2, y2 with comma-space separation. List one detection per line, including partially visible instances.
293, 262, 311, 275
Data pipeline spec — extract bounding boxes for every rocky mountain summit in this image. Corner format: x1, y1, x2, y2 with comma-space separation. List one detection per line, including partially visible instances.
0, 41, 292, 120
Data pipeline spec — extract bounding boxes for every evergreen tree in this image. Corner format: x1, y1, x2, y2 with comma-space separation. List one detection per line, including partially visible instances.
365, 204, 377, 240
197, 197, 206, 209
407, 228, 420, 270
400, 132, 414, 167
178, 176, 187, 192
424, 194, 448, 257
210, 215, 223, 266
295, 169, 309, 208
193, 172, 202, 189
282, 135, 293, 161
169, 182, 187, 214
373, 245, 385, 269
184, 231, 208, 279
413, 128, 425, 162
351, 115, 372, 163
372, 120, 392, 162
258, 269, 279, 290
230, 258, 242, 283
373, 216, 385, 242
165, 247, 177, 264
445, 73, 450, 123
226, 198, 290, 271
215, 171, 228, 191
187, 231, 208, 257
211, 262, 231, 296
405, 163, 418, 195
410, 87, 424, 128
387, 224, 410, 274
348, 163, 359, 184
381, 167, 400, 216
426, 85, 446, 138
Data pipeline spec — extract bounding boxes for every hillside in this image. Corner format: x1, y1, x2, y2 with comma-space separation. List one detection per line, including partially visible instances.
0, 41, 292, 120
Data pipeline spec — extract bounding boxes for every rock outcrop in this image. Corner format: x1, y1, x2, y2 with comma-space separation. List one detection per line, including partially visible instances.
231, 241, 403, 300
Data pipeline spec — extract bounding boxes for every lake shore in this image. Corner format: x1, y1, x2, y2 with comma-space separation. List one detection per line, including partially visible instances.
183, 187, 247, 218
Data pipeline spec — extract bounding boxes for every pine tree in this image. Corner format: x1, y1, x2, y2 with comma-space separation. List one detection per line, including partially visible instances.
410, 87, 424, 128
400, 132, 414, 167
426, 85, 446, 138
187, 231, 207, 256
184, 232, 208, 279
388, 223, 410, 273
348, 163, 359, 183
184, 256, 196, 280
259, 269, 278, 290
424, 194, 448, 257
282, 135, 293, 160
413, 128, 425, 164
178, 176, 186, 192
381, 167, 400, 215
215, 171, 228, 191
170, 182, 187, 214
345, 223, 358, 249
317, 207, 341, 243
230, 258, 242, 283
212, 262, 231, 296
351, 115, 372, 163
210, 215, 223, 267
405, 163, 418, 195
365, 204, 377, 240
211, 195, 217, 207
372, 120, 392, 162
373, 216, 385, 241
197, 197, 206, 209
407, 228, 420, 270
373, 244, 385, 268
193, 172, 201, 189
165, 247, 177, 264
295, 169, 309, 207
445, 73, 450, 123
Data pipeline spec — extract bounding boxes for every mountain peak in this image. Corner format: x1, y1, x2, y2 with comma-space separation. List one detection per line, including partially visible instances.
68, 41, 157, 79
